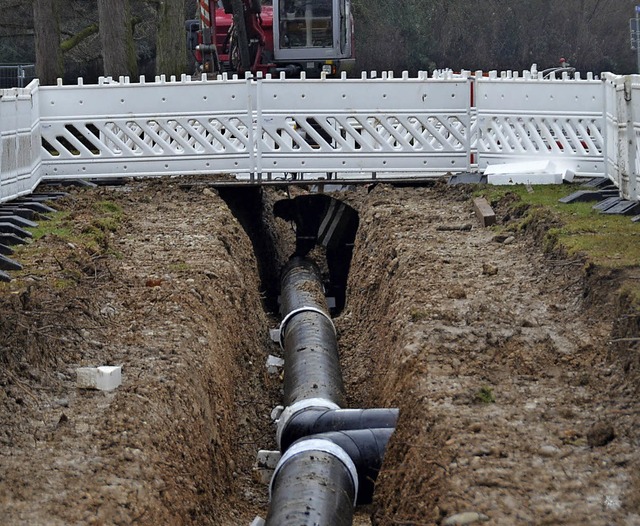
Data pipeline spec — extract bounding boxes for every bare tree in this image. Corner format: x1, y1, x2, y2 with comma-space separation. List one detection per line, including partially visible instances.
155, 0, 186, 76
32, 0, 63, 84
97, 0, 138, 78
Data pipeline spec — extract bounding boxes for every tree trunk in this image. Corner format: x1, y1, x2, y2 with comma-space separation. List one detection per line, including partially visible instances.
32, 0, 63, 85
155, 0, 187, 77
97, 0, 138, 78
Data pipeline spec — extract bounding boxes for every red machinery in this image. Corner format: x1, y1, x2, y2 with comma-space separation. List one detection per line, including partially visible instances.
187, 0, 354, 77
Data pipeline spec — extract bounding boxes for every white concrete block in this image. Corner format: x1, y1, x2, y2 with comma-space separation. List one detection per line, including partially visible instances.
256, 449, 282, 469
266, 355, 285, 374
76, 366, 122, 391
487, 172, 563, 186
269, 328, 280, 343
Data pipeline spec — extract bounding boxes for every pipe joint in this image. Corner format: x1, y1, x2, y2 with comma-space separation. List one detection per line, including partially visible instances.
278, 305, 336, 350
269, 438, 359, 506
276, 397, 340, 450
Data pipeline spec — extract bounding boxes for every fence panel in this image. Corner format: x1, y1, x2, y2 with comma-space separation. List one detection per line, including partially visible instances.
256, 72, 471, 177
475, 72, 605, 176
0, 65, 36, 89
0, 72, 638, 202
39, 75, 255, 180
0, 80, 41, 203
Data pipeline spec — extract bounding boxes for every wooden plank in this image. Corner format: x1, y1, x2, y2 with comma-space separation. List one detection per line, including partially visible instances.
473, 197, 496, 227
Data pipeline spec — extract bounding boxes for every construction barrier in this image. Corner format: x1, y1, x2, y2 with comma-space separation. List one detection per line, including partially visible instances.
0, 70, 638, 202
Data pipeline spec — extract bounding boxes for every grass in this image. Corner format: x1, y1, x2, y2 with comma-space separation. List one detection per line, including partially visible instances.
475, 386, 496, 404
476, 184, 640, 269
29, 211, 74, 241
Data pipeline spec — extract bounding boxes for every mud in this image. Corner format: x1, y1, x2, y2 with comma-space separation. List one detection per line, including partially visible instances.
0, 178, 638, 525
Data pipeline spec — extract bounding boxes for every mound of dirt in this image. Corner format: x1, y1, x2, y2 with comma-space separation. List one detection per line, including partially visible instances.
0, 180, 276, 524
338, 183, 640, 525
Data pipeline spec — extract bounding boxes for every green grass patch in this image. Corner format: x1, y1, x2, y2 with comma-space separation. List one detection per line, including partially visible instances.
474, 386, 496, 404
28, 211, 73, 241
93, 200, 122, 215
476, 184, 640, 269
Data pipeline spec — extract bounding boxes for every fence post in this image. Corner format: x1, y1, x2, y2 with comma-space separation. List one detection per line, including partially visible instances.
619, 76, 639, 201
629, 76, 640, 201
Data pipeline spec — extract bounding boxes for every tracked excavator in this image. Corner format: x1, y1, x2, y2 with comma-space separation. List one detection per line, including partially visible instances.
187, 0, 354, 77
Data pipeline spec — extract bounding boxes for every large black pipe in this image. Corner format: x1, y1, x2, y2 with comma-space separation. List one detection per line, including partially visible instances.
267, 427, 395, 525
280, 257, 331, 315
266, 440, 356, 526
278, 407, 399, 451
265, 257, 397, 525
279, 257, 345, 407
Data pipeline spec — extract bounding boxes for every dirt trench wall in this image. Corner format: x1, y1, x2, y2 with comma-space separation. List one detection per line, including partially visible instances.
339, 185, 449, 524
0, 181, 273, 525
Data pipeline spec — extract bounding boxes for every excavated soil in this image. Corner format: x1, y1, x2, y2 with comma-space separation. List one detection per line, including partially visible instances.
0, 177, 638, 526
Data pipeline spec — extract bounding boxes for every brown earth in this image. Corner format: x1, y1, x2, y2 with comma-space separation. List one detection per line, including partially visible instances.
0, 177, 638, 525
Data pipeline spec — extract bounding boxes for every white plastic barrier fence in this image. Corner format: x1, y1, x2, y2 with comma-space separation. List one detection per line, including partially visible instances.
0, 80, 41, 203
255, 71, 470, 175
37, 72, 471, 183
603, 73, 640, 201
0, 70, 639, 202
475, 70, 605, 177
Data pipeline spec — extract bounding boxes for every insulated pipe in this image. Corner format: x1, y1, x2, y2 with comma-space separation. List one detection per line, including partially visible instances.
307, 428, 395, 505
267, 257, 397, 525
278, 407, 399, 451
267, 428, 394, 523
279, 257, 345, 407
266, 438, 357, 526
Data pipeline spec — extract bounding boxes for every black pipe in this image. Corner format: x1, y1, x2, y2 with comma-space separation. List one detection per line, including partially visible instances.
279, 407, 399, 451
268, 428, 394, 522
279, 257, 345, 407
279, 257, 330, 316
281, 312, 345, 406
266, 257, 397, 525
266, 441, 356, 526
306, 429, 394, 505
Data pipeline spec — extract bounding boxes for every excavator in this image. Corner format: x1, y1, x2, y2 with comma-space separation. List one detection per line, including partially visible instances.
186, 0, 354, 77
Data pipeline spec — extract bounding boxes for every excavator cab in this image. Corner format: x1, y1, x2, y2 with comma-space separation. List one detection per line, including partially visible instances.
273, 0, 353, 75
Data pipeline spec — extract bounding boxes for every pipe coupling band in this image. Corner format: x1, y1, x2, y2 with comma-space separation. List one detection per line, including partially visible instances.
278, 306, 336, 350
276, 397, 340, 450
269, 438, 359, 506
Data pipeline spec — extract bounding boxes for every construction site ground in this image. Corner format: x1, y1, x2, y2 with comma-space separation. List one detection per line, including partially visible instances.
0, 177, 638, 525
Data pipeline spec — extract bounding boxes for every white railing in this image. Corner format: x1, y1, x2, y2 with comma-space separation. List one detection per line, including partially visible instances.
475, 70, 605, 176
1, 70, 639, 203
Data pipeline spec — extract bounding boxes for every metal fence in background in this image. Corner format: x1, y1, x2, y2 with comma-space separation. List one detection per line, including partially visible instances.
0, 64, 36, 89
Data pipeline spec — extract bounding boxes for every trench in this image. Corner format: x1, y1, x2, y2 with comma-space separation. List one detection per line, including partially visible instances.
216, 186, 399, 525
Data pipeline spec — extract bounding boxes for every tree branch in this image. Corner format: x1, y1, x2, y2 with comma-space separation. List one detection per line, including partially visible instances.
60, 23, 99, 52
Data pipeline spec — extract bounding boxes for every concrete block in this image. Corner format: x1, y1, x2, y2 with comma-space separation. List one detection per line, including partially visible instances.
472, 197, 496, 227
76, 366, 122, 391
256, 449, 281, 469
254, 450, 280, 484
266, 355, 284, 374
269, 328, 280, 343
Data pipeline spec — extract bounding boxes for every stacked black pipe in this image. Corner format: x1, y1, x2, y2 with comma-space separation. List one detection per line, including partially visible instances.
265, 257, 398, 525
